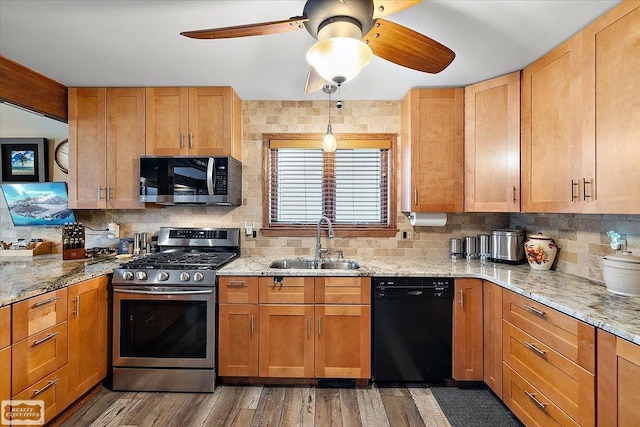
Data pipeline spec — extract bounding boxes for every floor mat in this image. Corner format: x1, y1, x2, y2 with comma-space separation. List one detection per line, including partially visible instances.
430, 386, 523, 427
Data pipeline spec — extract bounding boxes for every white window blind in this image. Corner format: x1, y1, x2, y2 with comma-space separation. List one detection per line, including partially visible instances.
268, 145, 389, 227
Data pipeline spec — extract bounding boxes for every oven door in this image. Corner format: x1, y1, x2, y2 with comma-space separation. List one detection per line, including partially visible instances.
113, 286, 215, 369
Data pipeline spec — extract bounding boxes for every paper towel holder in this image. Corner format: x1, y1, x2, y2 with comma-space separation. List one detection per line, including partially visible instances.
407, 212, 448, 227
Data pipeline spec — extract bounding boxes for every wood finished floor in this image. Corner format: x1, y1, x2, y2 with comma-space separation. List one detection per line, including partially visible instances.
59, 385, 452, 427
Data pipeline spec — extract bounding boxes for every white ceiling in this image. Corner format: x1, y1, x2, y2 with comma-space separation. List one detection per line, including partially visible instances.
0, 0, 621, 101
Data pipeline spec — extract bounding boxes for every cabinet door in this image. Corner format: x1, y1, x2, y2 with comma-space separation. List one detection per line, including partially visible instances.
521, 33, 584, 213
483, 281, 503, 398
465, 72, 521, 212
187, 87, 239, 156
12, 289, 67, 343
0, 305, 10, 348
582, 3, 640, 214
453, 278, 483, 380
401, 88, 464, 212
259, 305, 314, 378
597, 329, 640, 426
106, 88, 146, 209
145, 87, 189, 155
314, 305, 370, 379
66, 276, 108, 403
0, 347, 10, 403
218, 303, 258, 377
13, 365, 68, 425
68, 87, 107, 209
219, 276, 259, 304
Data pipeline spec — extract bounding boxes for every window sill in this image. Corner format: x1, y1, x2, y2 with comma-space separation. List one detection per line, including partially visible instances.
261, 227, 399, 238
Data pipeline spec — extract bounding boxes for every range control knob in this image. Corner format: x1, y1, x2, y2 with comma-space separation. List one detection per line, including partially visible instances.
193, 272, 204, 282
179, 272, 191, 282
123, 271, 134, 281
135, 271, 148, 281
157, 272, 169, 281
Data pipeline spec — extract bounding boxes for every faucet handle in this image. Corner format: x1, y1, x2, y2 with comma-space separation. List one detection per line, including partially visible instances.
336, 250, 344, 259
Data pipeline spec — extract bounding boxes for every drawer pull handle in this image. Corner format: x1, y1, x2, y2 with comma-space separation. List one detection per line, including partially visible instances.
307, 316, 311, 337
250, 315, 255, 336
33, 296, 59, 308
459, 289, 464, 307
525, 341, 547, 357
33, 332, 59, 347
525, 391, 547, 410
227, 281, 246, 288
33, 378, 60, 396
571, 179, 578, 201
318, 316, 322, 336
523, 304, 545, 317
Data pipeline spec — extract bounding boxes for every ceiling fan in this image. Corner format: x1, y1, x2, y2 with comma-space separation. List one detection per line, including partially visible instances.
181, 0, 455, 94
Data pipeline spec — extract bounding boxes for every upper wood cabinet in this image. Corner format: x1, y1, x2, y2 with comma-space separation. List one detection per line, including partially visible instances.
400, 88, 464, 213
521, 33, 584, 213
464, 72, 521, 212
581, 2, 640, 214
145, 87, 242, 159
68, 87, 146, 209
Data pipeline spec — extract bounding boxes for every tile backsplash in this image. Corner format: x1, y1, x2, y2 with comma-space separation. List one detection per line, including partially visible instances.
1, 100, 638, 284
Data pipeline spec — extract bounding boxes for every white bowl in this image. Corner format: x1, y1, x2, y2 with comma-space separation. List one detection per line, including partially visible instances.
602, 252, 640, 296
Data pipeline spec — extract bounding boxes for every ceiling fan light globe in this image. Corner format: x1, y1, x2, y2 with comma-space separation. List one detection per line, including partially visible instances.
306, 37, 373, 85
323, 132, 337, 152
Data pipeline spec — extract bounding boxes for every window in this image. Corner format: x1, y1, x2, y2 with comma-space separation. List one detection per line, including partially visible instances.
262, 133, 397, 237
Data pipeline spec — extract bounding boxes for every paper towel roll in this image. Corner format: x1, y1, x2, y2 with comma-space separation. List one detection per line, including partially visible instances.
409, 212, 447, 227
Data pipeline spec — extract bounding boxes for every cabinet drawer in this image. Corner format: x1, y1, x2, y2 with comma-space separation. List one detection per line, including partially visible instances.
13, 365, 68, 425
503, 320, 594, 425
503, 364, 579, 427
12, 322, 68, 395
314, 277, 371, 304
219, 277, 259, 304
1, 346, 10, 402
0, 305, 10, 348
12, 289, 68, 343
503, 291, 595, 372
259, 277, 314, 304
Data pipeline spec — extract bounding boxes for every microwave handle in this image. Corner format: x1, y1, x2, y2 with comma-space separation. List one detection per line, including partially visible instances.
207, 158, 215, 195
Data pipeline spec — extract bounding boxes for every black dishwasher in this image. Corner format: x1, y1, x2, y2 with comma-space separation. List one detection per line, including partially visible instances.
372, 277, 453, 382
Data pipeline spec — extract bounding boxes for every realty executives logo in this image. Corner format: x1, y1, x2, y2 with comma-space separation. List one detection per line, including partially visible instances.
1, 400, 45, 425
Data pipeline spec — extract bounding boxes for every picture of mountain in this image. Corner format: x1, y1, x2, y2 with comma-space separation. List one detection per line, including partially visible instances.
1, 182, 76, 226
10, 149, 35, 175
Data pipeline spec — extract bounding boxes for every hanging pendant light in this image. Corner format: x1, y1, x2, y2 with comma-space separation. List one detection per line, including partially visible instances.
322, 84, 337, 152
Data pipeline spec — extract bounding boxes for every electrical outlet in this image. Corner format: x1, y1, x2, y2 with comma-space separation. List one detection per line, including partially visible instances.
402, 231, 412, 240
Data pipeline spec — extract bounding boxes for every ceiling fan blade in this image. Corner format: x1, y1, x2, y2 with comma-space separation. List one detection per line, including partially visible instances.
304, 67, 328, 94
363, 19, 455, 73
181, 16, 308, 39
372, 0, 422, 19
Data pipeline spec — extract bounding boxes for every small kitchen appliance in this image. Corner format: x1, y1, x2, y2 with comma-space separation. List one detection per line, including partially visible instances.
464, 236, 477, 260
449, 238, 462, 259
490, 229, 525, 264
602, 251, 640, 296
111, 227, 240, 392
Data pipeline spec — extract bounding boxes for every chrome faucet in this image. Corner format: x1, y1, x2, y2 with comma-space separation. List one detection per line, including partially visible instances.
315, 216, 334, 268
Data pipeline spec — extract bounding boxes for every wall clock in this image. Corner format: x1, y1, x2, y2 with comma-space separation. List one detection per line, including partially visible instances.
54, 139, 68, 174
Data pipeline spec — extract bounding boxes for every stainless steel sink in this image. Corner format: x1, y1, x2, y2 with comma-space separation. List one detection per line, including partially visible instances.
268, 258, 361, 270
269, 258, 315, 269
320, 260, 361, 270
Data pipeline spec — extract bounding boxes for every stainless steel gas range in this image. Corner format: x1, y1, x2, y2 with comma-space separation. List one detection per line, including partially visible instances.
111, 227, 240, 392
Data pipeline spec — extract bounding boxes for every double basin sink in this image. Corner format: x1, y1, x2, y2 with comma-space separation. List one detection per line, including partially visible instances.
269, 258, 360, 270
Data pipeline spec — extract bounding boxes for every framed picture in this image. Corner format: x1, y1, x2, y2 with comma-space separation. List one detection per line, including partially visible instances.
0, 138, 48, 183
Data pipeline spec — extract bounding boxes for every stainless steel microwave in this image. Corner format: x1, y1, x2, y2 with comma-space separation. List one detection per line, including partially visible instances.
139, 156, 242, 206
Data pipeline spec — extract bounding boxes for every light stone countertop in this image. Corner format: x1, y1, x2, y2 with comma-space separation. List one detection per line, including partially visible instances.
219, 255, 640, 346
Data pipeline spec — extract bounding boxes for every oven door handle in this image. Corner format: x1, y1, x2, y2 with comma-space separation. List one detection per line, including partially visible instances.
113, 287, 213, 295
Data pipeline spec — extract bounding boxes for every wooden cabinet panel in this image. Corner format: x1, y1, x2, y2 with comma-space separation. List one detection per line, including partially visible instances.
259, 304, 314, 378
453, 278, 483, 380
582, 2, 640, 214
464, 71, 521, 212
315, 305, 370, 379
503, 364, 579, 427
219, 276, 259, 304
314, 277, 370, 304
12, 322, 68, 395
145, 87, 189, 155
0, 305, 10, 348
12, 289, 67, 343
521, 33, 584, 213
66, 276, 108, 403
13, 365, 69, 425
259, 277, 314, 304
597, 329, 640, 426
503, 321, 594, 425
0, 347, 10, 403
503, 290, 595, 373
400, 88, 464, 213
218, 304, 259, 377
483, 281, 503, 398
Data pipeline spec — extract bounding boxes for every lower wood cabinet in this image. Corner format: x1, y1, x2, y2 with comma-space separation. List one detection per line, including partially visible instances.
0, 305, 10, 403
13, 365, 69, 425
483, 280, 503, 397
597, 329, 640, 426
453, 278, 483, 380
218, 276, 371, 381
